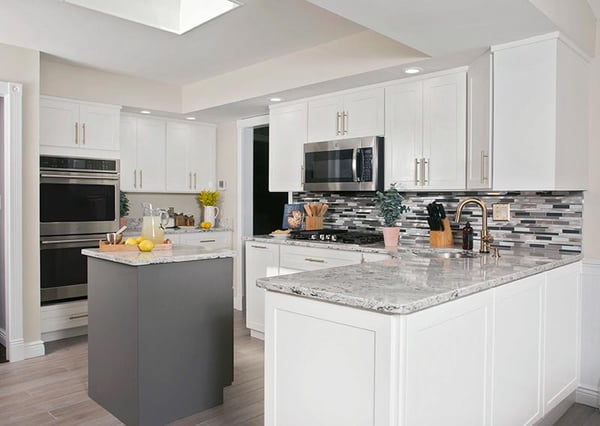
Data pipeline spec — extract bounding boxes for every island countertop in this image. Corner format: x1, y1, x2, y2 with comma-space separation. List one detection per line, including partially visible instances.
82, 245, 236, 266
256, 247, 582, 314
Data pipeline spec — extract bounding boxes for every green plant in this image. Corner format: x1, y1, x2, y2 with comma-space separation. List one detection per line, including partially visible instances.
119, 191, 130, 217
197, 190, 220, 207
376, 183, 409, 227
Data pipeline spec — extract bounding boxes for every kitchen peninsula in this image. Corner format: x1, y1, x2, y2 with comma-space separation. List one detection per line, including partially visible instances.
82, 246, 235, 426
258, 248, 582, 426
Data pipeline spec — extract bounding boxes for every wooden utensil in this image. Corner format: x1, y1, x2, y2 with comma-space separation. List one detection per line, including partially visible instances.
304, 204, 312, 217
321, 204, 328, 216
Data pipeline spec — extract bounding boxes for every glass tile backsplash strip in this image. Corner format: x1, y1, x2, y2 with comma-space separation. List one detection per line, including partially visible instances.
293, 191, 583, 252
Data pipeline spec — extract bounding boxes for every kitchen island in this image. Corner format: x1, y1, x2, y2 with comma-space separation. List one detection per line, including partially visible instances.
257, 248, 582, 426
82, 246, 235, 426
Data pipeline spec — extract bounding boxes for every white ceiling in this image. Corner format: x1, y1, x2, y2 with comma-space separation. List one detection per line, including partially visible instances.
588, 0, 600, 18
0, 0, 365, 85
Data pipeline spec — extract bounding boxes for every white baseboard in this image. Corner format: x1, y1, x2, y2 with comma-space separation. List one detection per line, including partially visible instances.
576, 385, 600, 408
0, 327, 6, 346
7, 337, 25, 362
250, 329, 264, 340
42, 325, 87, 343
24, 340, 45, 359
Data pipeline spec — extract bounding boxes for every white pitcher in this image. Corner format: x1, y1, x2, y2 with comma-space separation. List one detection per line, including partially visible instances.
203, 206, 220, 227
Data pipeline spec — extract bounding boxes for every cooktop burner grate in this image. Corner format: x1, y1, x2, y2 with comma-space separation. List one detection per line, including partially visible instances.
289, 229, 383, 244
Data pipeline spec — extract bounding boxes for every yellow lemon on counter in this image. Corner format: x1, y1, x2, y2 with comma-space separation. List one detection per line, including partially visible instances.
135, 236, 146, 243
138, 240, 154, 252
125, 237, 138, 245
200, 221, 212, 229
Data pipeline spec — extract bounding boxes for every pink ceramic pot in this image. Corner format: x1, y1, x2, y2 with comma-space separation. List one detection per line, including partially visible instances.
382, 226, 400, 248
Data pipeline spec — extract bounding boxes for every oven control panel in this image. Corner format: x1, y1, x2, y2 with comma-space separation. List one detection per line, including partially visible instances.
40, 156, 118, 173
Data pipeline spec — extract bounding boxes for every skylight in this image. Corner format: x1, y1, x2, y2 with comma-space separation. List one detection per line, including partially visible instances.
65, 0, 241, 35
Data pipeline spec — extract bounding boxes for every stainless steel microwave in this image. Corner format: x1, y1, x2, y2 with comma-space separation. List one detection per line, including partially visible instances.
303, 136, 383, 192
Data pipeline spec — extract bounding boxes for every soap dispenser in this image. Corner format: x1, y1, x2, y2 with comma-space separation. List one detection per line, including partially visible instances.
462, 221, 474, 251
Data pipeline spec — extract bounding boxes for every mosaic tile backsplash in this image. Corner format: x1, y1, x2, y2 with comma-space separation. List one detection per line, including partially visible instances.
293, 191, 583, 253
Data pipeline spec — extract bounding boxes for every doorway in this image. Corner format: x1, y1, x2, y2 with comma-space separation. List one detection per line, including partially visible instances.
252, 126, 287, 235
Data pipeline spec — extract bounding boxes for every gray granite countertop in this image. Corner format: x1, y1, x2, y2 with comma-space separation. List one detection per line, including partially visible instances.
82, 246, 235, 266
257, 247, 582, 315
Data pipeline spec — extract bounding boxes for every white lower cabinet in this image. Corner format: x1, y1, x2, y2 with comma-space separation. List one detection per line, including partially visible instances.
264, 261, 582, 426
178, 231, 232, 249
41, 300, 88, 342
245, 242, 280, 335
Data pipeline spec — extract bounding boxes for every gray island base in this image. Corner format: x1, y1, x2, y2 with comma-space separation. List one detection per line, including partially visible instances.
83, 248, 234, 426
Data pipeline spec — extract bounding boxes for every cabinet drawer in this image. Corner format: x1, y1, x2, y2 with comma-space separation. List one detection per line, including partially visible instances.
41, 300, 88, 333
179, 231, 232, 249
280, 245, 362, 271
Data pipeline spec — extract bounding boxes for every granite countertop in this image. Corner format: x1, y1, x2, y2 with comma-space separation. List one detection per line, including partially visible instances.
257, 247, 582, 315
82, 246, 235, 266
124, 227, 232, 235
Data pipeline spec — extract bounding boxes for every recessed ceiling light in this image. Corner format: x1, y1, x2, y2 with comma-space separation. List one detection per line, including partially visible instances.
185, 117, 196, 121
65, 0, 242, 35
403, 67, 423, 75
140, 110, 151, 114
270, 97, 283, 102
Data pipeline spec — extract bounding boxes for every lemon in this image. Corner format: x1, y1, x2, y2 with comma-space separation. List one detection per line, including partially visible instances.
125, 237, 138, 245
135, 236, 146, 243
138, 240, 154, 252
200, 221, 212, 229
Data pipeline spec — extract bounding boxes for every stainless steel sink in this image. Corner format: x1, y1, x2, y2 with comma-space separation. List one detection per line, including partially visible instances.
412, 250, 479, 259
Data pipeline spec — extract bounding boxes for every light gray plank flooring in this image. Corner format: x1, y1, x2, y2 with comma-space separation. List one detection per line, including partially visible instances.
0, 310, 264, 425
0, 311, 597, 426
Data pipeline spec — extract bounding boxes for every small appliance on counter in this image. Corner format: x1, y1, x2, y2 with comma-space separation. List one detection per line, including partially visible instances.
290, 229, 383, 245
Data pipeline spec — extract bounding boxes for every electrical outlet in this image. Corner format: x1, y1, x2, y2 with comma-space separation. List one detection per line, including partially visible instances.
492, 203, 511, 221
218, 180, 227, 190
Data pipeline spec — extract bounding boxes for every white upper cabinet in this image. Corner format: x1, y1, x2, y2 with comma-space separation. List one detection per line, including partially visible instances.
307, 87, 384, 142
269, 102, 307, 192
467, 52, 493, 190
120, 115, 166, 192
40, 96, 121, 158
166, 121, 216, 193
492, 33, 589, 191
385, 70, 467, 191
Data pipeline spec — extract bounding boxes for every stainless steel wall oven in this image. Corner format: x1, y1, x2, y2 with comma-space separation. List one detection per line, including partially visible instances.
39, 156, 119, 303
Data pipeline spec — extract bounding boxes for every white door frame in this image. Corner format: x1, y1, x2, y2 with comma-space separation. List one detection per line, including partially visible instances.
235, 115, 269, 311
0, 82, 24, 361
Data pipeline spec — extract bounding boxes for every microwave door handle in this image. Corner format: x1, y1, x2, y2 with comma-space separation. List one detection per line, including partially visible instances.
352, 149, 358, 182
356, 148, 364, 182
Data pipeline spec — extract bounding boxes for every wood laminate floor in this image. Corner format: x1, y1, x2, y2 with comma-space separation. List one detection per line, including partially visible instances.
0, 310, 596, 425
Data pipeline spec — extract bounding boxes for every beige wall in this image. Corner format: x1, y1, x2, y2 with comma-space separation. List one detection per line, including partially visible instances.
0, 42, 41, 344
41, 58, 182, 113
216, 121, 238, 298
583, 23, 600, 258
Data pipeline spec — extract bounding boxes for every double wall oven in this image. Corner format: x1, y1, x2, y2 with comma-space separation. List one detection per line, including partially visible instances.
40, 156, 119, 304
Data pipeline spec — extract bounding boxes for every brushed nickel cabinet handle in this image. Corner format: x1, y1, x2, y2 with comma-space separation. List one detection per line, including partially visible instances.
69, 313, 88, 320
336, 112, 342, 135
189, 172, 192, 189
82, 123, 86, 145
481, 151, 489, 183
304, 257, 325, 263
140, 170, 143, 188
415, 158, 421, 185
194, 172, 197, 189
75, 122, 78, 144
423, 158, 430, 185
134, 170, 137, 188
343, 111, 348, 135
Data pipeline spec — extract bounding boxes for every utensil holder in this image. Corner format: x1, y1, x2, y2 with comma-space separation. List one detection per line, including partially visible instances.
305, 216, 323, 231
429, 218, 454, 248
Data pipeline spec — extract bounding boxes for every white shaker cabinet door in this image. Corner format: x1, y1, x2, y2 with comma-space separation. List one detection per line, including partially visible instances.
384, 81, 423, 190
166, 121, 193, 192
189, 123, 216, 192
119, 115, 138, 191
245, 242, 279, 334
343, 87, 384, 139
307, 95, 343, 142
135, 118, 166, 192
40, 97, 80, 149
422, 72, 467, 190
269, 102, 307, 192
79, 103, 120, 151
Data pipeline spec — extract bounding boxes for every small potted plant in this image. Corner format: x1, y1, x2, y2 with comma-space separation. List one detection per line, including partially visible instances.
119, 190, 130, 228
197, 190, 220, 227
376, 183, 409, 247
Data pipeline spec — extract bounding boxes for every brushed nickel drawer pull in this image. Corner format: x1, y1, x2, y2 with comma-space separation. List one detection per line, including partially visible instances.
199, 239, 216, 243
69, 313, 88, 320
304, 257, 325, 263
250, 245, 268, 249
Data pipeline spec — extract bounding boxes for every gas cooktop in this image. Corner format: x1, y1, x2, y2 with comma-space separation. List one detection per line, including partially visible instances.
289, 229, 383, 245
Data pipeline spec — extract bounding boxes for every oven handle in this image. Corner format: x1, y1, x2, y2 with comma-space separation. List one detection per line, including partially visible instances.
40, 172, 119, 180
41, 238, 100, 245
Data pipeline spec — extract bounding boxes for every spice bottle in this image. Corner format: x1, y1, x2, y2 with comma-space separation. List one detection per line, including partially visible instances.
462, 221, 474, 251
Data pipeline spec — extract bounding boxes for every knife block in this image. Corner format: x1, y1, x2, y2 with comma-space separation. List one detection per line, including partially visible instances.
305, 216, 323, 231
429, 218, 454, 248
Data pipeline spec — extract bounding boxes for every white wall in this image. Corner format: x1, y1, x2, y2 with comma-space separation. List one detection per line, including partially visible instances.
0, 98, 4, 333
125, 192, 201, 220
40, 57, 182, 113
0, 42, 41, 347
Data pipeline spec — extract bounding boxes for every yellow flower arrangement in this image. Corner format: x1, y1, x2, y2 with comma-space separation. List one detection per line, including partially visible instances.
197, 190, 219, 207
